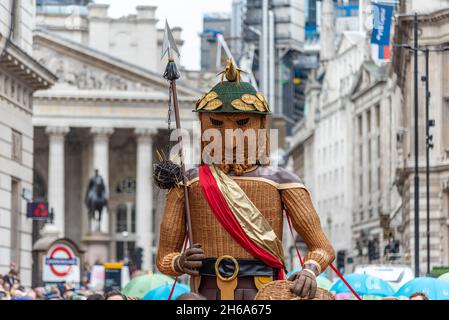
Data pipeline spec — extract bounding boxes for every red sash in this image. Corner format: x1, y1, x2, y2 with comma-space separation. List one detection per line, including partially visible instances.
198, 165, 284, 279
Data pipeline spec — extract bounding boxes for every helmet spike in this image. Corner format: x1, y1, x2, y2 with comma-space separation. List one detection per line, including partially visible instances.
217, 58, 241, 83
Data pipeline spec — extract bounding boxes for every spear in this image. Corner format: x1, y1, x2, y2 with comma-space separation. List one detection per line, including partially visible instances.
161, 21, 197, 292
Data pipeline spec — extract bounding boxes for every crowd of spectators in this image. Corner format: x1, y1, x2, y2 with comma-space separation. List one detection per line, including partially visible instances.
0, 263, 141, 301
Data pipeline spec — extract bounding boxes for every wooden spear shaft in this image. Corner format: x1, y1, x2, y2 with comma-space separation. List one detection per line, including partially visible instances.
170, 80, 198, 292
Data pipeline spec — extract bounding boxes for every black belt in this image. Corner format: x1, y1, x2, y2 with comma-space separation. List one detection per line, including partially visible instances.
199, 257, 277, 279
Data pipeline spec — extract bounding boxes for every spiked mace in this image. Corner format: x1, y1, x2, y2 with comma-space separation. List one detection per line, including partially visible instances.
159, 21, 197, 292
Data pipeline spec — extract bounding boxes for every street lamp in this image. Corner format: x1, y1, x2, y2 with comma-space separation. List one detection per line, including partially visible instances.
421, 46, 449, 275
392, 13, 420, 277
394, 21, 449, 276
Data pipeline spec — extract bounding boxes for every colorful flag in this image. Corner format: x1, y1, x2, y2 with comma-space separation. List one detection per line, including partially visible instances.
371, 3, 394, 62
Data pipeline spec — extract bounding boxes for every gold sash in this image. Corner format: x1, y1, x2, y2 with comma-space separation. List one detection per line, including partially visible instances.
209, 165, 285, 263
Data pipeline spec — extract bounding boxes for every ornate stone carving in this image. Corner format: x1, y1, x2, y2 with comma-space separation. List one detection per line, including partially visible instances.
442, 178, 449, 193
134, 128, 158, 141
45, 126, 70, 137
90, 127, 114, 138
35, 45, 152, 91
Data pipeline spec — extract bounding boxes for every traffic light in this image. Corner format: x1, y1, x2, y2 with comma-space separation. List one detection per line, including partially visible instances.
368, 240, 380, 261
368, 240, 375, 261
392, 240, 400, 254
337, 250, 346, 274
132, 247, 143, 271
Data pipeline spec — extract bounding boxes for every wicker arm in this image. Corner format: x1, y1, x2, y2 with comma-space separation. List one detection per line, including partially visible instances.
156, 187, 186, 276
281, 188, 335, 274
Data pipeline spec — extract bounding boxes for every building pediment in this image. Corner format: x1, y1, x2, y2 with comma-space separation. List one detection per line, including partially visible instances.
336, 32, 364, 56
351, 61, 387, 100
33, 29, 200, 97
336, 36, 353, 56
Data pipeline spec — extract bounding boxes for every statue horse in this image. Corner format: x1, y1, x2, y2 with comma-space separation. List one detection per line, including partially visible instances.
85, 170, 108, 232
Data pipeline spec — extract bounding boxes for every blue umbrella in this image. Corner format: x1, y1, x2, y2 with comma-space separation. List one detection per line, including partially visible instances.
395, 277, 449, 300
143, 283, 190, 300
330, 273, 394, 297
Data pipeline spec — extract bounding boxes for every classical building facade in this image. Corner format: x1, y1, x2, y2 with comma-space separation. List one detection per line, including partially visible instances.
288, 0, 371, 274
393, 8, 449, 273
0, 0, 55, 286
32, 3, 199, 273
350, 62, 403, 266
289, 30, 368, 274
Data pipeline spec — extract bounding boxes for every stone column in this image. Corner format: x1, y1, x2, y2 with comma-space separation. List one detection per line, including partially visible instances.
44, 126, 70, 238
90, 127, 114, 234
135, 128, 157, 271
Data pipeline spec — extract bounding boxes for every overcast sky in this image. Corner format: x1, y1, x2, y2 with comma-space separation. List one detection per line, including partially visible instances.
95, 0, 233, 70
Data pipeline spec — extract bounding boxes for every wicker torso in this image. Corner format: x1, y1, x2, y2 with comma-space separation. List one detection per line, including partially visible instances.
188, 179, 283, 259
156, 166, 335, 278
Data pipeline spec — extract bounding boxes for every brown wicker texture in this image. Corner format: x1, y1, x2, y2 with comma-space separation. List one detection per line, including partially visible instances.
281, 189, 336, 272
156, 178, 335, 276
198, 112, 270, 171
255, 280, 335, 300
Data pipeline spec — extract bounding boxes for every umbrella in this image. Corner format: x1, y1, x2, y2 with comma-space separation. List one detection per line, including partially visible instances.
122, 274, 175, 298
335, 292, 355, 300
143, 283, 190, 300
438, 272, 449, 284
395, 277, 449, 300
388, 281, 402, 293
330, 273, 395, 297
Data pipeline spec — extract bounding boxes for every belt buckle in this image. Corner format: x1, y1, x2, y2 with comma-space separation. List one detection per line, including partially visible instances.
215, 255, 239, 282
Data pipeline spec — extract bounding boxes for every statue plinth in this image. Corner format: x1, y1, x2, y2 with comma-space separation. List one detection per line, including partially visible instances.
82, 232, 111, 265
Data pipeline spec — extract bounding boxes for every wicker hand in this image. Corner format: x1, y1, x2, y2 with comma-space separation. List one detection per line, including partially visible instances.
288, 266, 318, 299
174, 243, 206, 276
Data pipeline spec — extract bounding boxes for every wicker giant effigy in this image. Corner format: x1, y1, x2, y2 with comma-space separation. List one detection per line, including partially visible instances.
155, 24, 336, 301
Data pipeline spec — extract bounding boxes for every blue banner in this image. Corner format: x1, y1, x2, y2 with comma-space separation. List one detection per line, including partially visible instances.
371, 3, 394, 46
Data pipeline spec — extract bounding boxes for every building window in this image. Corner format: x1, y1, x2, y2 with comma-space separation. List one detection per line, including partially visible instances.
10, 179, 20, 265
368, 169, 372, 193
378, 166, 381, 190
4, 76, 9, 95
375, 104, 380, 129
359, 145, 363, 166
16, 85, 21, 103
11, 0, 21, 42
358, 115, 362, 136
367, 110, 371, 134
443, 101, 449, 157
359, 175, 363, 196
11, 130, 22, 163
378, 135, 381, 158
116, 204, 127, 233
131, 204, 136, 233
368, 139, 372, 162
11, 80, 15, 98
116, 203, 136, 234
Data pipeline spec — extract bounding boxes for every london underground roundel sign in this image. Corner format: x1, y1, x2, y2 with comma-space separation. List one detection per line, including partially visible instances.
43, 243, 80, 283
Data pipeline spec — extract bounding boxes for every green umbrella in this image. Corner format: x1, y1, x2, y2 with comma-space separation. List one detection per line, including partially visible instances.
317, 276, 333, 290
122, 274, 175, 298
438, 273, 449, 284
